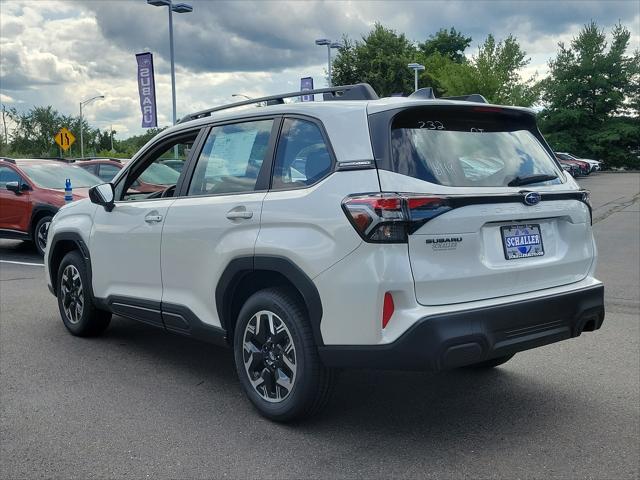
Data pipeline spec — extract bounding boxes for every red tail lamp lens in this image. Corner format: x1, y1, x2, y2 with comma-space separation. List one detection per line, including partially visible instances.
382, 292, 394, 329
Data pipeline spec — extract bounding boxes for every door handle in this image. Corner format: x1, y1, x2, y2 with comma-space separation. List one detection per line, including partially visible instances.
144, 214, 163, 223
226, 208, 253, 220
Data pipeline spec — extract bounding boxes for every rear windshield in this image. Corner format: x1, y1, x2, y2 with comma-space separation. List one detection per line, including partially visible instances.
384, 107, 562, 187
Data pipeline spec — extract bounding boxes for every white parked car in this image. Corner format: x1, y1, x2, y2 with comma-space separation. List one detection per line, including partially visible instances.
45, 84, 605, 421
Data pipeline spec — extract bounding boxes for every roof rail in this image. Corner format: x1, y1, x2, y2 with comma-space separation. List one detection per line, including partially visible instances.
72, 157, 123, 163
0, 156, 16, 164
28, 157, 75, 163
178, 83, 379, 124
440, 94, 488, 104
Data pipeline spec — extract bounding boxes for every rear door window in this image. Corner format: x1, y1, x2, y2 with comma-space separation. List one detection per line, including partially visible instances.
187, 119, 274, 196
271, 118, 333, 189
376, 107, 562, 187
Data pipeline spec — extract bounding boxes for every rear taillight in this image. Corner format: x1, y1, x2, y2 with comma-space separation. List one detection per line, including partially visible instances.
342, 193, 451, 243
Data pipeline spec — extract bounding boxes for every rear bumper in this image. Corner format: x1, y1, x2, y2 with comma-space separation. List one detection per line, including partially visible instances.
318, 284, 604, 371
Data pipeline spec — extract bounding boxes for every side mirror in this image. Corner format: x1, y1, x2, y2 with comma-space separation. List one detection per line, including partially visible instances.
89, 183, 115, 211
5, 181, 28, 194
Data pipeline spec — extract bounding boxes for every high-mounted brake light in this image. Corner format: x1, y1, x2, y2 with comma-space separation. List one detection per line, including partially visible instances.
472, 106, 504, 113
342, 193, 452, 243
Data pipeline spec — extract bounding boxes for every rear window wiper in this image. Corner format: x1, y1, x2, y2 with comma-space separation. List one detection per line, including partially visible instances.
507, 174, 558, 187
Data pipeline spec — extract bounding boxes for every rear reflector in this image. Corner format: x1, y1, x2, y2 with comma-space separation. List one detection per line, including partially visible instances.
382, 292, 394, 329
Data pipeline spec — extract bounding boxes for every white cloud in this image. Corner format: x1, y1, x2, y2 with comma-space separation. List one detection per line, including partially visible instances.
1, 0, 638, 138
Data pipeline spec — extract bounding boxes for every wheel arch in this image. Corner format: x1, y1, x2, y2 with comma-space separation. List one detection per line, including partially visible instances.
48, 232, 91, 296
29, 205, 58, 240
216, 255, 324, 346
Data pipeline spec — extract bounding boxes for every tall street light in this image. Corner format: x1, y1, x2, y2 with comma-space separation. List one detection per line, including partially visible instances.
147, 0, 193, 125
315, 39, 342, 87
407, 63, 425, 92
79, 95, 104, 158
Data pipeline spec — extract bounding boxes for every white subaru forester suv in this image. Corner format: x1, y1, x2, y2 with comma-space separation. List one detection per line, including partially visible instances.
45, 84, 604, 421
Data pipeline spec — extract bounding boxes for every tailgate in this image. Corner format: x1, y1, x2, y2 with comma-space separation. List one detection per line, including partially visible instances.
408, 198, 593, 305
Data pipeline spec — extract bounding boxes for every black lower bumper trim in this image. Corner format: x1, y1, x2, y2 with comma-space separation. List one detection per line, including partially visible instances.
318, 285, 604, 371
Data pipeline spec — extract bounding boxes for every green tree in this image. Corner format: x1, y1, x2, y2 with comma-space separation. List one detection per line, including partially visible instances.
6, 106, 103, 157
539, 22, 639, 167
115, 127, 166, 157
96, 129, 115, 152
419, 27, 471, 63
332, 23, 423, 96
436, 34, 540, 106
332, 25, 535, 104
9, 106, 61, 156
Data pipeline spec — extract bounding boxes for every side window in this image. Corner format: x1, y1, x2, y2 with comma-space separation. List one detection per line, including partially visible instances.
80, 164, 97, 175
121, 135, 196, 201
187, 119, 273, 196
0, 166, 21, 187
98, 164, 121, 182
272, 118, 332, 189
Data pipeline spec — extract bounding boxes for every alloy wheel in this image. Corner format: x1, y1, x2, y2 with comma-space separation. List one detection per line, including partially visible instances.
60, 264, 84, 324
37, 220, 50, 253
242, 310, 297, 403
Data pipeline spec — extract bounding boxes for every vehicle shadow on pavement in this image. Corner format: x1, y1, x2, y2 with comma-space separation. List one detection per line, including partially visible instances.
98, 315, 578, 445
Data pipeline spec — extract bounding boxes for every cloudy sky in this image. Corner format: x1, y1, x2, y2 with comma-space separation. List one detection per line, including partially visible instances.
1, 0, 638, 138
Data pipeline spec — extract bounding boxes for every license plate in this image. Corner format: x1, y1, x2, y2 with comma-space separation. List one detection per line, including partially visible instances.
501, 224, 544, 260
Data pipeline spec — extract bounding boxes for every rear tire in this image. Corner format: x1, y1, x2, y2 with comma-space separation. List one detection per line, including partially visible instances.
233, 287, 335, 422
464, 354, 515, 369
56, 251, 111, 336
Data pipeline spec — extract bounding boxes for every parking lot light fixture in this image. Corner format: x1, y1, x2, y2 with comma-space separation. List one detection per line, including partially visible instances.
315, 38, 342, 87
172, 3, 193, 13
147, 0, 193, 125
407, 63, 425, 92
79, 95, 104, 158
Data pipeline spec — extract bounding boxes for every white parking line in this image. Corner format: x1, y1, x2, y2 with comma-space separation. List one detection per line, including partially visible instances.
0, 260, 45, 267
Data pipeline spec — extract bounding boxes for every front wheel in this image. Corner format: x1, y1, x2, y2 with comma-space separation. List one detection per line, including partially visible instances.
233, 288, 335, 422
34, 215, 52, 256
57, 251, 111, 336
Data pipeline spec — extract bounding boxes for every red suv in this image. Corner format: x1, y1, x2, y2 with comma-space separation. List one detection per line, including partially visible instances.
0, 158, 101, 255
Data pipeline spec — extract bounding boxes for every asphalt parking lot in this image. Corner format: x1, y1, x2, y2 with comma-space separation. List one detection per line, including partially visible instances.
1, 173, 638, 479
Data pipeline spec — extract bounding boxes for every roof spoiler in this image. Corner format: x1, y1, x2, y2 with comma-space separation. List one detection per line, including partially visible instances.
408, 88, 488, 104
439, 93, 488, 104
178, 83, 379, 124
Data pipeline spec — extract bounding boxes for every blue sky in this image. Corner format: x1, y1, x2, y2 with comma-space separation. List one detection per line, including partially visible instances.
1, 0, 638, 137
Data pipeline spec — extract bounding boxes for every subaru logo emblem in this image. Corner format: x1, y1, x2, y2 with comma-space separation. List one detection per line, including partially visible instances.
523, 192, 541, 206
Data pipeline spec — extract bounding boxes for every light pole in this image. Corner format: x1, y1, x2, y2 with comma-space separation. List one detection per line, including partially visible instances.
407, 63, 425, 92
147, 0, 193, 125
79, 95, 104, 158
232, 94, 252, 100
315, 39, 342, 86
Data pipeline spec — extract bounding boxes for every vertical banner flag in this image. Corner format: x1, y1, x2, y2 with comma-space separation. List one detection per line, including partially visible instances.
136, 52, 158, 128
301, 77, 314, 102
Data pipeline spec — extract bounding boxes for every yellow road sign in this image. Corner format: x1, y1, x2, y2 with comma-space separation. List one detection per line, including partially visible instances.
54, 127, 75, 151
